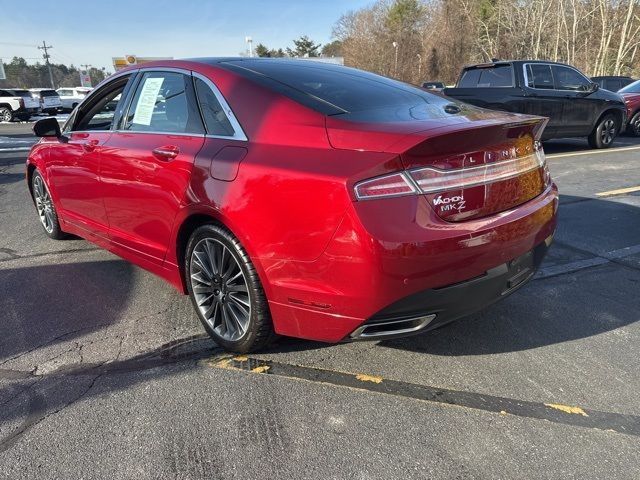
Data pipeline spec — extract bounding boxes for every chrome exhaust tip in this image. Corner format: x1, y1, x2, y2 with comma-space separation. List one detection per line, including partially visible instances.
349, 314, 436, 340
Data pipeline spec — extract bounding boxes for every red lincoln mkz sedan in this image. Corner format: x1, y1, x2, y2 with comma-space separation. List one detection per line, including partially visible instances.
27, 58, 558, 352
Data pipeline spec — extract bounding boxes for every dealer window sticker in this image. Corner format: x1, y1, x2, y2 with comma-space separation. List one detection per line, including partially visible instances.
132, 77, 164, 126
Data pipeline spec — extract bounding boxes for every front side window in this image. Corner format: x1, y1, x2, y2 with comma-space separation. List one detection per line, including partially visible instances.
72, 76, 130, 131
124, 71, 204, 134
552, 65, 590, 91
194, 77, 235, 136
526, 64, 554, 89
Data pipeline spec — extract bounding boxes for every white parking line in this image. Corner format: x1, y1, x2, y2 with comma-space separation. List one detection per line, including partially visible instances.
536, 244, 640, 279
547, 145, 640, 159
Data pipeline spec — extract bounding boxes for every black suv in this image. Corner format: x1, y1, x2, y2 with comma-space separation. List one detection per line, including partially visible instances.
444, 60, 627, 148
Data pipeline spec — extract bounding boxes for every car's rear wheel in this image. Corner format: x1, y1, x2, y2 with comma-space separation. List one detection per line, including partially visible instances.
31, 170, 67, 239
588, 114, 619, 149
0, 107, 13, 122
628, 112, 640, 137
185, 224, 274, 353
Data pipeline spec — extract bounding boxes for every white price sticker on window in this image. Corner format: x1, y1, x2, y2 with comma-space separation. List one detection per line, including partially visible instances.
132, 77, 164, 126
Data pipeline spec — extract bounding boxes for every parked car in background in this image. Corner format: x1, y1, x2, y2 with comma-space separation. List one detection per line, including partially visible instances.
444, 60, 627, 148
422, 81, 445, 91
29, 89, 63, 115
56, 87, 92, 112
618, 79, 640, 136
0, 89, 40, 122
591, 75, 635, 92
26, 58, 557, 352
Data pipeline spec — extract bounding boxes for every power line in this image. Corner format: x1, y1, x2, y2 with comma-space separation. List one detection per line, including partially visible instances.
37, 40, 55, 89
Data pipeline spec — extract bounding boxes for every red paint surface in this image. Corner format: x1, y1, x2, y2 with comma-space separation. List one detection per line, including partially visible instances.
27, 60, 558, 342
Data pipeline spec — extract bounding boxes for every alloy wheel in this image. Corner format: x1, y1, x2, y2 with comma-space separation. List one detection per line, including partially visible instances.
33, 175, 55, 233
189, 238, 251, 342
600, 119, 616, 145
0, 108, 11, 122
633, 117, 640, 136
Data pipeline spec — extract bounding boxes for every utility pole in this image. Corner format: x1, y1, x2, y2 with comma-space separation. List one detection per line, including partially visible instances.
38, 41, 55, 89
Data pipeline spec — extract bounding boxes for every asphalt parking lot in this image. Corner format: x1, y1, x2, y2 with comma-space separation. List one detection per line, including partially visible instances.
1, 123, 639, 479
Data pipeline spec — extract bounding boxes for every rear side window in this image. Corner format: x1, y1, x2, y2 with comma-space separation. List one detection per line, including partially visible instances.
194, 77, 234, 136
526, 64, 554, 89
458, 65, 513, 87
552, 65, 590, 91
124, 71, 204, 135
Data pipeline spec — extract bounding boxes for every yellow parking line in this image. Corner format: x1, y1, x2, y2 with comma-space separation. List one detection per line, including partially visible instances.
546, 145, 640, 159
596, 185, 640, 197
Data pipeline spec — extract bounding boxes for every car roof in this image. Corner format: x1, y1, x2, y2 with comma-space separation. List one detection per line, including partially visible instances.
462, 59, 578, 68
29, 88, 57, 91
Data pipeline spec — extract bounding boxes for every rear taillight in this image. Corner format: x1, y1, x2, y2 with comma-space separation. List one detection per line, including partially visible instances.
354, 172, 418, 200
354, 143, 547, 200
19, 99, 24, 109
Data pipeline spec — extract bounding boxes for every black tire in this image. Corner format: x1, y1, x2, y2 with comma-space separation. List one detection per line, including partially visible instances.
185, 224, 274, 353
0, 106, 13, 122
628, 112, 640, 137
588, 114, 619, 149
31, 170, 68, 240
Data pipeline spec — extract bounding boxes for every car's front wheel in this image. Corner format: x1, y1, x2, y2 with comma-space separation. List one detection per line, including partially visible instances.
0, 107, 13, 122
185, 224, 274, 353
588, 114, 619, 149
31, 170, 67, 239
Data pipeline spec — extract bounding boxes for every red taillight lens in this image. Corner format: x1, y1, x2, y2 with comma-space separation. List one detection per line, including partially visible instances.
354, 172, 417, 200
19, 98, 25, 109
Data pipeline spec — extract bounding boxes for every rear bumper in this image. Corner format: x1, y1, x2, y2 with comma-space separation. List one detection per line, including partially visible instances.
350, 236, 551, 340
261, 184, 558, 342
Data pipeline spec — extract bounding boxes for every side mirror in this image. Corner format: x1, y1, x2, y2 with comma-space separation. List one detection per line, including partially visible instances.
590, 82, 600, 92
33, 117, 61, 137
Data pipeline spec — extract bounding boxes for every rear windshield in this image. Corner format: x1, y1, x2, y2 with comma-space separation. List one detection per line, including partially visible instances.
458, 65, 514, 88
220, 60, 454, 118
619, 80, 640, 94
39, 90, 59, 97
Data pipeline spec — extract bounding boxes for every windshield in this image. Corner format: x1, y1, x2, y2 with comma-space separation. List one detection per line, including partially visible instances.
8, 89, 32, 98
619, 80, 640, 93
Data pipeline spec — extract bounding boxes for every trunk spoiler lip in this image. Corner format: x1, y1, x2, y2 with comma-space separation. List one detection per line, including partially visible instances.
385, 115, 548, 155
325, 113, 548, 154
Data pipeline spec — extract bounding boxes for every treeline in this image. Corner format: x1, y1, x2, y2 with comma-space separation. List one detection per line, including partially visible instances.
333, 0, 640, 84
0, 57, 107, 89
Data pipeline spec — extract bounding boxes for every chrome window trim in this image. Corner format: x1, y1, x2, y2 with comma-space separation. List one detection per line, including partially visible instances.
192, 71, 248, 141
523, 63, 591, 91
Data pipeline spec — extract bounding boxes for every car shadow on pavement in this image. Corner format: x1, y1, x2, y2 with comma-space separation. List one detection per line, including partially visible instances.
0, 259, 135, 363
0, 172, 24, 186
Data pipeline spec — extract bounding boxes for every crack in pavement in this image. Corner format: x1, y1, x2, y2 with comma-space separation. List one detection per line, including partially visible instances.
0, 334, 218, 453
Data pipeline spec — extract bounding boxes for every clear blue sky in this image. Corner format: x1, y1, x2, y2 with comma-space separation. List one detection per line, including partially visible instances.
0, 0, 372, 71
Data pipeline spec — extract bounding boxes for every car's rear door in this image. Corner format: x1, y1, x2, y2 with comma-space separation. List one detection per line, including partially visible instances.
100, 69, 206, 264
47, 73, 135, 239
519, 63, 566, 138
551, 64, 596, 136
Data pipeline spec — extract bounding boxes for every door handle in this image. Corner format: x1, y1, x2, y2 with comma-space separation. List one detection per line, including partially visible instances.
152, 145, 180, 161
82, 139, 99, 152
